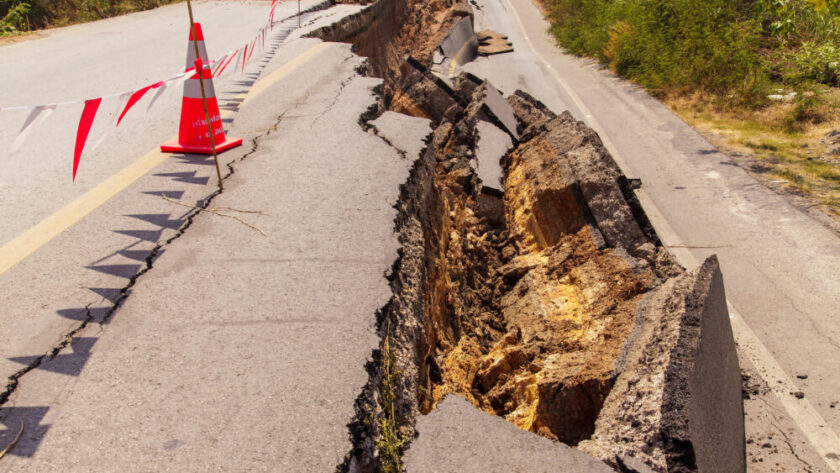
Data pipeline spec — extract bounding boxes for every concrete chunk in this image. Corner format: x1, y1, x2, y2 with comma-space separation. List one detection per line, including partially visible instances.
580, 256, 745, 472
478, 38, 514, 55
439, 15, 478, 65
476, 29, 508, 41
369, 111, 433, 159
404, 396, 616, 473
475, 120, 512, 191
482, 81, 519, 140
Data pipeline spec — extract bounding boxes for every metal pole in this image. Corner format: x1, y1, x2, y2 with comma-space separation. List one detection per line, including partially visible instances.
298, 0, 301, 27
186, 0, 224, 191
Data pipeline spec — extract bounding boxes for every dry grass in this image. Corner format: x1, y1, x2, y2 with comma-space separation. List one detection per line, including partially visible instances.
666, 89, 840, 218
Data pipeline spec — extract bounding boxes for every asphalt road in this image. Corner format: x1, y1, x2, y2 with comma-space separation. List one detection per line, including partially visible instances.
0, 1, 280, 241
0, 0, 339, 373
1, 0, 838, 470
0, 36, 413, 470
464, 0, 840, 470
0, 0, 344, 372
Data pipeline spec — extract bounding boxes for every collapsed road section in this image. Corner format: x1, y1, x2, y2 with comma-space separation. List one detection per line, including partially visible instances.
0, 0, 747, 471
311, 0, 746, 472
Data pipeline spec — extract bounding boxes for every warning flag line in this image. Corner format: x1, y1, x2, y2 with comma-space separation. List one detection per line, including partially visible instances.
1, 4, 282, 112
3, 0, 296, 181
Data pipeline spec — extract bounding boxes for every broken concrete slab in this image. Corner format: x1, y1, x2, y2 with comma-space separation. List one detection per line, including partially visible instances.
475, 120, 511, 192
507, 91, 659, 255
481, 81, 518, 140
404, 396, 615, 473
391, 57, 465, 123
439, 15, 478, 66
369, 111, 433, 159
476, 29, 507, 41
668, 257, 745, 472
581, 257, 745, 473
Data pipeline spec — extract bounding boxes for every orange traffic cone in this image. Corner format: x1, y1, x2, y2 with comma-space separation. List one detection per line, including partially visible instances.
161, 23, 242, 155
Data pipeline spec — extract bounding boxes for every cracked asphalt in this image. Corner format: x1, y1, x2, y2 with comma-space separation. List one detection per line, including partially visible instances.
0, 30, 424, 468
1, 0, 838, 470
0, 3, 423, 469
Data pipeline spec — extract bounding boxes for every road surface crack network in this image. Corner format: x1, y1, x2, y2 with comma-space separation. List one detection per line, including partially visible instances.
0, 94, 302, 411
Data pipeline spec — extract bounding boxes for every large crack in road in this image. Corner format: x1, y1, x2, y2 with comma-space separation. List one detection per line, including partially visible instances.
0, 0, 751, 470
311, 1, 747, 472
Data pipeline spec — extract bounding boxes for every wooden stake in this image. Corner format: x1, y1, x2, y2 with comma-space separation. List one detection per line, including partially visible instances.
0, 421, 23, 460
298, 0, 301, 27
186, 0, 224, 191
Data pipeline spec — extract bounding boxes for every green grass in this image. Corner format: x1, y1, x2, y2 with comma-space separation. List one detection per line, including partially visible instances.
667, 91, 840, 216
544, 0, 840, 99
745, 141, 779, 151
376, 336, 407, 473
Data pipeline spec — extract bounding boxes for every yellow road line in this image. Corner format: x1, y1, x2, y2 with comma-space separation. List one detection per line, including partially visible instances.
245, 41, 333, 101
448, 39, 475, 78
0, 151, 169, 276
0, 40, 335, 277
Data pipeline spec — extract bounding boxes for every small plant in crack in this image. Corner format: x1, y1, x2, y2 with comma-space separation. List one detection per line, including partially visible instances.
376, 335, 407, 473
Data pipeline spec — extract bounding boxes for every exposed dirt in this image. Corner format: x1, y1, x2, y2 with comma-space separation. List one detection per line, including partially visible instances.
309, 0, 470, 104
315, 1, 744, 472
414, 98, 678, 447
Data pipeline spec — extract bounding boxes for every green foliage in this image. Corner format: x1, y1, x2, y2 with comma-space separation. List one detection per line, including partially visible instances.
783, 85, 829, 131
1, 1, 29, 33
376, 337, 407, 473
1, 0, 178, 36
547, 0, 840, 102
794, 42, 840, 85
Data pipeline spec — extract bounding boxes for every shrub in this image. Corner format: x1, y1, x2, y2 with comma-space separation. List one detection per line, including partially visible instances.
0, 1, 30, 33
547, 0, 840, 101
1, 0, 177, 36
795, 42, 840, 86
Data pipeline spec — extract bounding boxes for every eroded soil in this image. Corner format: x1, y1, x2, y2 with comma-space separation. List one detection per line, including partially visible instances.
314, 1, 743, 472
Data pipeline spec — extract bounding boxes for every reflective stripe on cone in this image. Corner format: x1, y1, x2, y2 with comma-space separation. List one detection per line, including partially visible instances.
160, 22, 242, 155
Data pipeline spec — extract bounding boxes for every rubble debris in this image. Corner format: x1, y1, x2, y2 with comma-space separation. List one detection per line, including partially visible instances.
475, 29, 514, 56
822, 129, 840, 156
476, 29, 507, 41
474, 120, 511, 192
308, 0, 474, 102
314, 1, 745, 471
478, 39, 513, 55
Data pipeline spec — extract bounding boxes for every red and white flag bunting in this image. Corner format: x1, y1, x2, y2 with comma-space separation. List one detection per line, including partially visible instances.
10, 105, 57, 155
73, 98, 101, 182
118, 81, 165, 126
2, 0, 296, 181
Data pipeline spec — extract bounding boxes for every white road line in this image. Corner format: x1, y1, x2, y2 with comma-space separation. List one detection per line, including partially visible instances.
500, 0, 630, 173
501, 0, 840, 469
